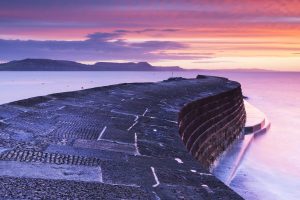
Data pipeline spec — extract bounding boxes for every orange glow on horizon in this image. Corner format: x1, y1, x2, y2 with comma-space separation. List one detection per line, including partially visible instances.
0, 1, 299, 71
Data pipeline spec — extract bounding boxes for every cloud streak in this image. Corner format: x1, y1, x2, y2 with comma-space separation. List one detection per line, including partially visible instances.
1, 0, 300, 40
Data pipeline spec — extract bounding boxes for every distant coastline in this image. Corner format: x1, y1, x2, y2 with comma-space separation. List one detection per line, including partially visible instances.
0, 58, 285, 72
0, 58, 183, 71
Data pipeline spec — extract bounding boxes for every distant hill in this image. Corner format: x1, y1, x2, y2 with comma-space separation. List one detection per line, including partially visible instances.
0, 59, 184, 71
0, 59, 283, 72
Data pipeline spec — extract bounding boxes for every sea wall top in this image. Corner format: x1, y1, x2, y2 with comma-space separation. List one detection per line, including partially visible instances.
0, 76, 244, 199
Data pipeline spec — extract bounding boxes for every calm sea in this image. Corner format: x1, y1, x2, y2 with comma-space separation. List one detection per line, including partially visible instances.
0, 71, 299, 199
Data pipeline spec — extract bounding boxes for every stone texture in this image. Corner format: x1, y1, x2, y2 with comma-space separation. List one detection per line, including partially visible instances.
0, 76, 245, 199
0, 161, 102, 182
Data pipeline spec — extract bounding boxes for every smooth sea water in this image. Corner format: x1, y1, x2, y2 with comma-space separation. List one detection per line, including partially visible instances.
0, 71, 299, 199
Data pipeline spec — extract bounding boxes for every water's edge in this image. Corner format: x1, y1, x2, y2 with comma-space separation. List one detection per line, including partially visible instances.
212, 101, 271, 198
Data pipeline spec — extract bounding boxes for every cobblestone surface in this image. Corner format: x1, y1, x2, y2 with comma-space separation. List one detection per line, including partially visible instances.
0, 76, 244, 199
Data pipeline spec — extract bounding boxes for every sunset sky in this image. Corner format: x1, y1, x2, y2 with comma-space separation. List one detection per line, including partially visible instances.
1, 0, 300, 71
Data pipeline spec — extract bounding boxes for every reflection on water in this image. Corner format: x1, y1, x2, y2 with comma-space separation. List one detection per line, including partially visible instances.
0, 71, 299, 199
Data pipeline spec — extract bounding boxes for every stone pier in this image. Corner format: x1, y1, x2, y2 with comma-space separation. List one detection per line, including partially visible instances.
0, 76, 245, 199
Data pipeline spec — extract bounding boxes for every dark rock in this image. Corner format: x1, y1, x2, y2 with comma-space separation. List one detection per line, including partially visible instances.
196, 75, 207, 79
163, 77, 187, 82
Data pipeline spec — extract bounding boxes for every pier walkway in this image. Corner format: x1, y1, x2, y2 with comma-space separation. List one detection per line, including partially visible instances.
0, 76, 243, 199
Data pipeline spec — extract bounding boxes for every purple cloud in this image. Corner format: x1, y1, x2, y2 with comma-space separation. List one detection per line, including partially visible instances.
86, 32, 123, 41
115, 29, 180, 34
0, 31, 193, 62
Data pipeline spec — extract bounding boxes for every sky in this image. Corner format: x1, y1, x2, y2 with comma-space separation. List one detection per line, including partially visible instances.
0, 0, 300, 71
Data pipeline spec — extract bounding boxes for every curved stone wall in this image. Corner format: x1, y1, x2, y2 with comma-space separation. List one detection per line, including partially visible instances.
178, 86, 246, 169
0, 77, 245, 199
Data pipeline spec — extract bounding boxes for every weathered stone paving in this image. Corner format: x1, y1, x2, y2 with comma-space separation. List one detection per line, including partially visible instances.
0, 76, 244, 199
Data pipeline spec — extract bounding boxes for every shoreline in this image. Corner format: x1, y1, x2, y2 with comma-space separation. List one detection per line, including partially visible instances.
212, 100, 270, 197
0, 76, 245, 199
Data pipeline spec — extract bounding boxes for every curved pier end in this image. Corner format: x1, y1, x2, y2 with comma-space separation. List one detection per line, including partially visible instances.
212, 101, 270, 186
244, 100, 270, 135
0, 76, 245, 199
178, 79, 246, 169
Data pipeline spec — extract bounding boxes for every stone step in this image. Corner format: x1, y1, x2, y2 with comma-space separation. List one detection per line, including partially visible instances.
73, 139, 138, 155
0, 161, 102, 182
0, 176, 155, 200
